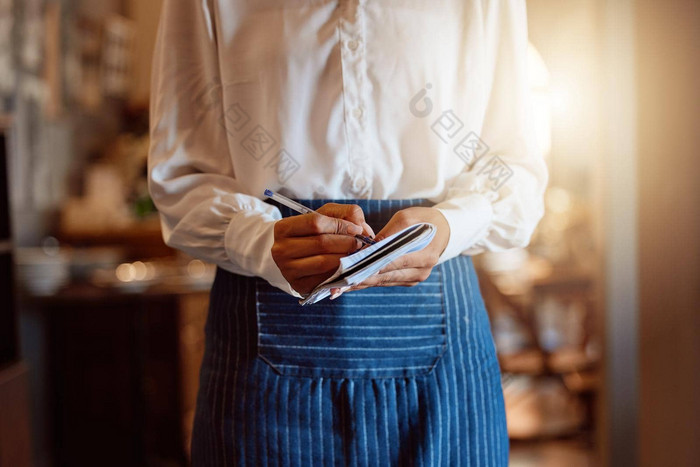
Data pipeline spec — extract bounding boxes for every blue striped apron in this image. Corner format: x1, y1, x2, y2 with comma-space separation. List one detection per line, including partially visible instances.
191, 198, 508, 466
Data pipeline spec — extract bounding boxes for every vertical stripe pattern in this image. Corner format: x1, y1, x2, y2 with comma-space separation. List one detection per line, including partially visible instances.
191, 198, 508, 466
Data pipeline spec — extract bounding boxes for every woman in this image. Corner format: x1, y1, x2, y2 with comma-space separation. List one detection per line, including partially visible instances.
149, 0, 547, 465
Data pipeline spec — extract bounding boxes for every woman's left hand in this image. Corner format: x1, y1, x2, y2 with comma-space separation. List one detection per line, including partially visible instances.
330, 207, 451, 298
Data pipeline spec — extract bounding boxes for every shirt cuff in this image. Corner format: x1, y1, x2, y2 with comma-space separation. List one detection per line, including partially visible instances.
433, 193, 493, 264
224, 210, 303, 298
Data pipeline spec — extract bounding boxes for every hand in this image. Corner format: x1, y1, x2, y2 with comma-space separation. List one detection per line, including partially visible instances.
271, 203, 375, 295
330, 207, 450, 297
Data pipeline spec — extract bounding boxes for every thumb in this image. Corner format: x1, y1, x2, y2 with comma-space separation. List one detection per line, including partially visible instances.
361, 221, 375, 238
317, 203, 369, 236
317, 203, 366, 226
328, 216, 363, 235
372, 214, 406, 243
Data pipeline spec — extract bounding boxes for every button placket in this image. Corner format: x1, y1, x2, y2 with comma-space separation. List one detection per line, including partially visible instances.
338, 0, 372, 197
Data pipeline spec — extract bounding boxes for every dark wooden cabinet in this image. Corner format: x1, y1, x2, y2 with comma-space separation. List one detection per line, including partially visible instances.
0, 115, 17, 366
31, 288, 208, 467
0, 116, 33, 467
0, 362, 33, 467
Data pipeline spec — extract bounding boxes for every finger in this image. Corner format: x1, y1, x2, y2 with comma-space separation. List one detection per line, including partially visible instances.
330, 288, 343, 300
284, 253, 346, 279
330, 285, 352, 300
294, 272, 337, 295
377, 251, 434, 274
362, 222, 375, 239
348, 280, 419, 291
317, 203, 367, 228
350, 268, 429, 289
372, 210, 413, 243
331, 285, 353, 298
278, 212, 363, 237
279, 235, 362, 259
317, 203, 375, 239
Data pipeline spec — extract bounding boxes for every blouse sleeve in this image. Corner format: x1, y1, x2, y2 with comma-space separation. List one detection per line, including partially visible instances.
432, 0, 548, 261
148, 0, 301, 297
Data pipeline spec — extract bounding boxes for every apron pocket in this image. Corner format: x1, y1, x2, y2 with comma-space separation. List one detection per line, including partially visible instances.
254, 265, 447, 379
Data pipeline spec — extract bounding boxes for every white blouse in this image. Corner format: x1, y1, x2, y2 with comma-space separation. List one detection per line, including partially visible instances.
148, 0, 548, 297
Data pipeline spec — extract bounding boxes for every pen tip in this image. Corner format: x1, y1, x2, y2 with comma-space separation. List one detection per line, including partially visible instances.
264, 189, 273, 197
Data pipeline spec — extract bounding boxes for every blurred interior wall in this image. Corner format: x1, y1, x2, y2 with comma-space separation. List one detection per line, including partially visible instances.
126, 0, 163, 106
601, 0, 639, 465
636, 1, 700, 466
527, 0, 604, 198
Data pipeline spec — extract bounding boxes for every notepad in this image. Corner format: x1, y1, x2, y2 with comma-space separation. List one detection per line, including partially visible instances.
298, 222, 437, 305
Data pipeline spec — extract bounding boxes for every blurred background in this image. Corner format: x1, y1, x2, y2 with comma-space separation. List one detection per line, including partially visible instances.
0, 0, 698, 466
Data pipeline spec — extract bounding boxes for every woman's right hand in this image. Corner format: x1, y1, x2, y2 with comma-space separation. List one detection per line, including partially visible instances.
271, 203, 374, 295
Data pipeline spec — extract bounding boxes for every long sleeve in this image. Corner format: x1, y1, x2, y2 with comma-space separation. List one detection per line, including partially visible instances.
433, 0, 548, 261
147, 0, 300, 297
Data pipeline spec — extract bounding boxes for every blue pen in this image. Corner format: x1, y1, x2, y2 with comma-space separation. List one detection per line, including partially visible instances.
264, 189, 377, 246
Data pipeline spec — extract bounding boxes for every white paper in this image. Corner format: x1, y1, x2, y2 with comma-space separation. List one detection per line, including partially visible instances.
298, 222, 436, 305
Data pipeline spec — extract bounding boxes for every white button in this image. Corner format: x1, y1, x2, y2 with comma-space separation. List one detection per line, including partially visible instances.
352, 107, 364, 119
347, 39, 360, 51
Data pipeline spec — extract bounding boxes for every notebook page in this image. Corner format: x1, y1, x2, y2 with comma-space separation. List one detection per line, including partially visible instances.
298, 223, 436, 305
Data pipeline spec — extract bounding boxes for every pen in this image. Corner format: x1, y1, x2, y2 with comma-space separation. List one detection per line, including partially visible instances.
264, 189, 377, 246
